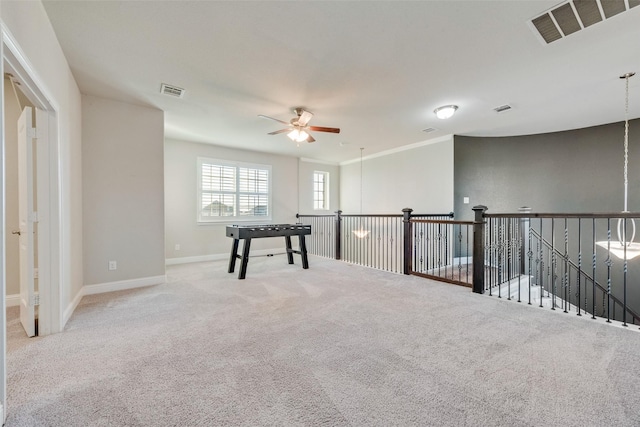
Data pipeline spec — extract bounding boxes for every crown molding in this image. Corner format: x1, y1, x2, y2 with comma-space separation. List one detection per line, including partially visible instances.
339, 134, 453, 166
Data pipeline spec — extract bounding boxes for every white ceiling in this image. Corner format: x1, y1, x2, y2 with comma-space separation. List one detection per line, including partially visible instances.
41, 0, 640, 163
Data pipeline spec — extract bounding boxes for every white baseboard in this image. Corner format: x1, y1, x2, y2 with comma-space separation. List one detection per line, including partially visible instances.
165, 253, 228, 265
7, 293, 40, 308
83, 275, 166, 296
63, 288, 84, 327
166, 249, 287, 265
6, 294, 20, 307
62, 275, 166, 327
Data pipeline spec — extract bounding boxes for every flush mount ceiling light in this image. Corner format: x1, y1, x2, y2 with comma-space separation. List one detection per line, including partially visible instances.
434, 105, 458, 120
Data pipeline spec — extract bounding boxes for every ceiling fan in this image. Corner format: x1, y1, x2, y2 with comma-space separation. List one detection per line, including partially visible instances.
258, 107, 340, 143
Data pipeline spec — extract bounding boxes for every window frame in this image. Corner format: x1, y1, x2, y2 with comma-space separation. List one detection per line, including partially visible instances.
313, 170, 330, 211
197, 157, 273, 223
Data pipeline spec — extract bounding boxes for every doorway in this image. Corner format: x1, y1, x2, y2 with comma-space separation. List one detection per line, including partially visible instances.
5, 75, 38, 336
1, 27, 64, 422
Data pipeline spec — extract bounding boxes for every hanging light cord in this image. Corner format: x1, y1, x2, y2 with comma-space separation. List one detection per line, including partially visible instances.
618, 72, 636, 249
360, 148, 364, 214
624, 73, 630, 212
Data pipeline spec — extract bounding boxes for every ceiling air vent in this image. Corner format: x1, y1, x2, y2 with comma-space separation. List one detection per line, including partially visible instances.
531, 0, 638, 44
494, 104, 512, 113
422, 127, 437, 133
160, 83, 185, 98
573, 0, 603, 28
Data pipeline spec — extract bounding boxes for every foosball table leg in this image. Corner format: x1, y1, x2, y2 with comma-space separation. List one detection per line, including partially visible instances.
239, 238, 252, 279
299, 235, 309, 269
285, 236, 294, 264
228, 238, 240, 273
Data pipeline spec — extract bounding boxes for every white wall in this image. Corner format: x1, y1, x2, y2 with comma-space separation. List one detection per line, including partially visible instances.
339, 137, 454, 214
297, 159, 340, 215
82, 95, 165, 286
1, 0, 83, 320
165, 139, 299, 262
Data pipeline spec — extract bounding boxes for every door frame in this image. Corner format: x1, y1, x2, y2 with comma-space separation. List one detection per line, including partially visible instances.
0, 22, 64, 421
2, 24, 62, 336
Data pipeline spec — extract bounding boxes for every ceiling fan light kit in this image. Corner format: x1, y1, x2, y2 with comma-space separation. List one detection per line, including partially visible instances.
259, 107, 340, 144
287, 129, 309, 143
434, 105, 458, 120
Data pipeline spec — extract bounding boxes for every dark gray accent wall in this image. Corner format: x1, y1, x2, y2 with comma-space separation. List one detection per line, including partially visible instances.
454, 119, 640, 220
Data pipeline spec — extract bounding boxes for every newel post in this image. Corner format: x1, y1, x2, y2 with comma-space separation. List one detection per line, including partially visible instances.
335, 210, 342, 260
403, 208, 413, 275
472, 205, 488, 294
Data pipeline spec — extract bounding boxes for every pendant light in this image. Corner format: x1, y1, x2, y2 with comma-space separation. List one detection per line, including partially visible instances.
352, 147, 370, 239
597, 72, 640, 259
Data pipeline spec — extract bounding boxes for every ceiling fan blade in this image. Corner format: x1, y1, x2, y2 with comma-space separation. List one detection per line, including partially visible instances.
297, 110, 314, 126
308, 126, 340, 134
258, 114, 289, 125
268, 128, 291, 135
306, 134, 316, 143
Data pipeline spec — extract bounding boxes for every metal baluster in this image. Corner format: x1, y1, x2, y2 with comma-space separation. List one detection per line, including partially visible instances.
577, 219, 582, 316
437, 222, 441, 278
516, 219, 520, 281
539, 218, 544, 308
366, 216, 370, 267
564, 218, 569, 313
457, 224, 462, 283
383, 217, 387, 271
369, 216, 373, 268
507, 219, 512, 300
344, 217, 348, 262
346, 217, 351, 264
324, 216, 328, 258
393, 218, 397, 273
488, 219, 493, 295
592, 219, 597, 320
375, 217, 379, 269
418, 221, 422, 274
466, 223, 470, 284
606, 218, 612, 323
360, 217, 364, 266
623, 217, 628, 327
497, 219, 502, 297
527, 218, 532, 305
551, 218, 556, 310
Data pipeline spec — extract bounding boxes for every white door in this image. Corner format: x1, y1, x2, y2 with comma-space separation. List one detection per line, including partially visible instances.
17, 106, 36, 337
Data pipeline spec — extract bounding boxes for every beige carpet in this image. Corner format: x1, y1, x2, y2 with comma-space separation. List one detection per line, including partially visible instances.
5, 255, 640, 426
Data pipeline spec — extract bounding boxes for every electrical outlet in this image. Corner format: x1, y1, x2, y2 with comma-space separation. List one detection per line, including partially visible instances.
108, 260, 117, 271
175, 244, 181, 251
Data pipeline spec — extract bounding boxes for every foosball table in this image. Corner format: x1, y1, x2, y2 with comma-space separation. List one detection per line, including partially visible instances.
226, 224, 311, 279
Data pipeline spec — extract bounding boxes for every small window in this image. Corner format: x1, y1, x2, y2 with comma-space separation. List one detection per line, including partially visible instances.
313, 171, 329, 210
198, 157, 272, 222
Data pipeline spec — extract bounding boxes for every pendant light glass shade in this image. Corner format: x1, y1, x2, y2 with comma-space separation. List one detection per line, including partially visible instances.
287, 129, 309, 142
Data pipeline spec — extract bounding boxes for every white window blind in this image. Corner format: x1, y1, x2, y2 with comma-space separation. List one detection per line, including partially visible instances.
198, 158, 272, 222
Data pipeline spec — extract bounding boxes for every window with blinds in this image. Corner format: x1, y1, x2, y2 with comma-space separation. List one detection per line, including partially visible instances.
313, 171, 329, 210
198, 157, 272, 222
